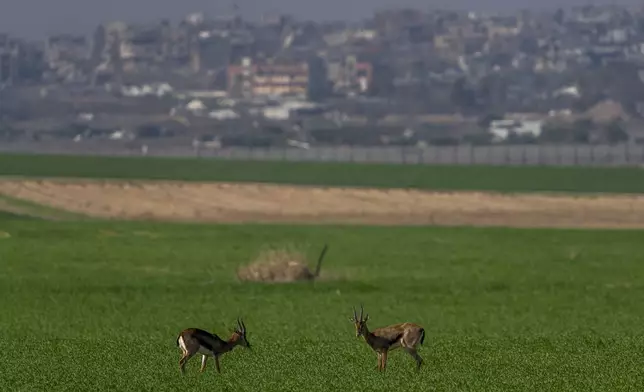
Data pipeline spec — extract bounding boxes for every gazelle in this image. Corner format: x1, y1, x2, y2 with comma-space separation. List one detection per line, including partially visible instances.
176, 318, 251, 375
350, 305, 425, 372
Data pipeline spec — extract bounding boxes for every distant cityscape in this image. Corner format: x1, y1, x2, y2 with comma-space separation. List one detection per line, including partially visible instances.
2, 4, 644, 150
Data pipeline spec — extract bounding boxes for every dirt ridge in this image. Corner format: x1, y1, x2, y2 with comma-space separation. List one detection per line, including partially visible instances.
1, 178, 644, 228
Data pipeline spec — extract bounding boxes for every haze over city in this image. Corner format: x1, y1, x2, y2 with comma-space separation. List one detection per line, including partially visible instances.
2, 0, 644, 156
1, 0, 640, 38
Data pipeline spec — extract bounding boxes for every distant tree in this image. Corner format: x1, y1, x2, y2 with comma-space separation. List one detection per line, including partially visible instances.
576, 62, 644, 114
368, 62, 394, 98
489, 53, 512, 68
539, 123, 571, 143
450, 77, 477, 113
540, 119, 606, 144
477, 113, 504, 129
519, 36, 539, 55
571, 119, 593, 143
554, 8, 565, 25
571, 129, 591, 143
462, 132, 493, 145
428, 136, 460, 146
307, 56, 328, 102
604, 120, 629, 144
91, 25, 106, 65
507, 132, 537, 144
477, 74, 507, 113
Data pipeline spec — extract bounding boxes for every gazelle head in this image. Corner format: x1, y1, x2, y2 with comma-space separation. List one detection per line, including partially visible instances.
350, 305, 369, 338
233, 317, 251, 350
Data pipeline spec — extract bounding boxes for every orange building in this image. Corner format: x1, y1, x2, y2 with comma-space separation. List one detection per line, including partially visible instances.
227, 57, 311, 98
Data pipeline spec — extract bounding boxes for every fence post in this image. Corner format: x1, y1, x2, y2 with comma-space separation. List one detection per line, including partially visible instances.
554, 145, 559, 166
574, 144, 578, 165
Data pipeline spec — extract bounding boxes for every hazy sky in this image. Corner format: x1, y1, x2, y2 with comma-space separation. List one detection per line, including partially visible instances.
1, 0, 640, 39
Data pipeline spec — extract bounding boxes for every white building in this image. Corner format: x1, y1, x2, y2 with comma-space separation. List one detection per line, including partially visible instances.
489, 119, 543, 142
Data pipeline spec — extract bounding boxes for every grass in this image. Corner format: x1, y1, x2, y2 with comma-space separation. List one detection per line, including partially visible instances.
1, 219, 644, 391
2, 153, 644, 193
0, 210, 36, 220
0, 194, 87, 221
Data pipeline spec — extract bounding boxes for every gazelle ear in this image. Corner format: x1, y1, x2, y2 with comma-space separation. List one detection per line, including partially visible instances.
364, 314, 369, 322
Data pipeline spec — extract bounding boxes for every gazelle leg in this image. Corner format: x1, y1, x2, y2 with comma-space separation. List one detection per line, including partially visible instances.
381, 351, 388, 372
179, 355, 186, 374
215, 355, 221, 373
200, 355, 208, 373
179, 352, 195, 375
405, 347, 424, 371
376, 352, 382, 371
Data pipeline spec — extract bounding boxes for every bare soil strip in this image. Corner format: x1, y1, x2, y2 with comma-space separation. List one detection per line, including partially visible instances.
1, 179, 644, 228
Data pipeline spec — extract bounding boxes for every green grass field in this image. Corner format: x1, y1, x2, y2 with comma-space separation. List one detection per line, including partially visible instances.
2, 218, 644, 391
2, 153, 644, 193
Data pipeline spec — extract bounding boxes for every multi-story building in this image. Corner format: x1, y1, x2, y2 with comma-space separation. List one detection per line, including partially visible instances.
92, 20, 183, 77
45, 33, 90, 83
227, 57, 326, 99
45, 34, 89, 65
0, 34, 17, 83
0, 34, 46, 84
326, 54, 375, 95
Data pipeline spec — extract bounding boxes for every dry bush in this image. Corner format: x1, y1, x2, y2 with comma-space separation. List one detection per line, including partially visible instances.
236, 244, 328, 283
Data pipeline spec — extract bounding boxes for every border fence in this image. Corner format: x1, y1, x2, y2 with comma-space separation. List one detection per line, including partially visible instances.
1, 141, 644, 167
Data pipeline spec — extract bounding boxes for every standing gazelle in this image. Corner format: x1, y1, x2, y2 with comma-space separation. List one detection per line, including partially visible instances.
176, 318, 251, 375
350, 305, 425, 372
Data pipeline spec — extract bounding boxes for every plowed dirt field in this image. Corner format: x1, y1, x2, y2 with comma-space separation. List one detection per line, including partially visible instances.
1, 179, 644, 228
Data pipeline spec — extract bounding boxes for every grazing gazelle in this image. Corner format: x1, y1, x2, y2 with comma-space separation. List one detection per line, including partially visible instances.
350, 305, 425, 372
176, 318, 251, 375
